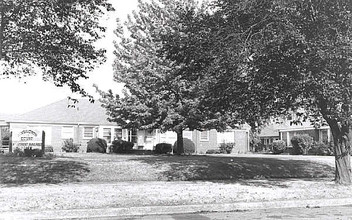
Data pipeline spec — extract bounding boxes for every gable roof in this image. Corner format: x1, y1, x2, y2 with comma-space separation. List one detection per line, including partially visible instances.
9, 99, 116, 126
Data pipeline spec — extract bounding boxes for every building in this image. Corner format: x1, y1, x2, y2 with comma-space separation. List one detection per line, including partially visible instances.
279, 124, 331, 146
258, 117, 331, 147
0, 99, 250, 154
258, 123, 281, 146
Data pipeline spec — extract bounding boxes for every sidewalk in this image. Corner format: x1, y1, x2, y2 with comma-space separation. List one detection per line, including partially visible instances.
2, 179, 352, 219
3, 198, 352, 219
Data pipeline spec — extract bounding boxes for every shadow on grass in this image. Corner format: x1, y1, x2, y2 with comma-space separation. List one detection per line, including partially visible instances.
132, 155, 334, 183
0, 155, 90, 185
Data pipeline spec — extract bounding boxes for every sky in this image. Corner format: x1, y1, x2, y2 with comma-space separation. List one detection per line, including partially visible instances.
0, 0, 138, 114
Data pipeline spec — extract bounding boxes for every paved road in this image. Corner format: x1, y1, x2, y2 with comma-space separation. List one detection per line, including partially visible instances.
114, 205, 352, 220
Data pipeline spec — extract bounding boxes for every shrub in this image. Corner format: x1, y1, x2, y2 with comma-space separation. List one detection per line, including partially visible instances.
62, 139, 80, 152
253, 142, 265, 152
173, 138, 195, 154
206, 149, 221, 154
309, 141, 334, 156
291, 134, 314, 155
10, 147, 43, 157
154, 143, 172, 154
110, 139, 134, 153
13, 147, 25, 157
249, 131, 261, 152
219, 142, 235, 154
271, 140, 287, 154
44, 146, 54, 153
87, 138, 107, 153
24, 148, 43, 157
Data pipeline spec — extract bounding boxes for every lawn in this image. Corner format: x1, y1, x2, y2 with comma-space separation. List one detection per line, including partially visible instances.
1, 153, 350, 214
0, 153, 335, 185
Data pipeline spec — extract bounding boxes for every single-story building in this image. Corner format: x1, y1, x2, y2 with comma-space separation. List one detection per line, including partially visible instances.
279, 125, 331, 146
0, 99, 250, 154
258, 124, 281, 146
259, 119, 331, 147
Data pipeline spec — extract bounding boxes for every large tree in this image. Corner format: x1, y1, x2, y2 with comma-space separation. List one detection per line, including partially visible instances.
0, 0, 114, 96
159, 0, 352, 183
98, 0, 234, 154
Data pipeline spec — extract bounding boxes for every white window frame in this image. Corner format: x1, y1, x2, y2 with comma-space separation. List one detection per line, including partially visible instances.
200, 131, 209, 142
183, 131, 193, 140
83, 127, 94, 139
62, 126, 74, 139
102, 127, 112, 144
114, 128, 123, 140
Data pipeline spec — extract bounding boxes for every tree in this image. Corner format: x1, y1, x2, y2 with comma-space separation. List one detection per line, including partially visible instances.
98, 0, 233, 154
158, 0, 352, 184
0, 0, 114, 96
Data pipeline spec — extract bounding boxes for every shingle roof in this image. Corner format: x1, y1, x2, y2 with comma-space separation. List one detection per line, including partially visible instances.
258, 123, 290, 137
9, 99, 116, 126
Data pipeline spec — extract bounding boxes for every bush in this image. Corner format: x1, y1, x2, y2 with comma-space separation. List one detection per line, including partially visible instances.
110, 139, 134, 153
24, 148, 43, 157
249, 131, 261, 152
219, 143, 235, 154
44, 146, 54, 153
62, 139, 80, 152
154, 143, 172, 154
173, 138, 195, 154
10, 147, 43, 157
271, 140, 287, 154
87, 138, 107, 153
13, 147, 25, 157
309, 141, 334, 156
291, 134, 314, 155
206, 149, 221, 154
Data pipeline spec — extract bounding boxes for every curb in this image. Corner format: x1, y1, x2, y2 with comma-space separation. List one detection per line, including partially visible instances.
2, 198, 352, 219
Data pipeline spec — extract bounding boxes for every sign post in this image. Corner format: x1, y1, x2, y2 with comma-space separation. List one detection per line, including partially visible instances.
41, 131, 45, 154
12, 129, 43, 151
9, 131, 12, 153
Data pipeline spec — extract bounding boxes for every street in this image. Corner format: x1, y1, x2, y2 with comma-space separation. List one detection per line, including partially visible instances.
115, 205, 352, 220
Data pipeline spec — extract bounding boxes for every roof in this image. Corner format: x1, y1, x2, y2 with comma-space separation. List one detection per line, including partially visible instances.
0, 113, 15, 121
259, 120, 330, 137
258, 123, 291, 137
9, 99, 116, 126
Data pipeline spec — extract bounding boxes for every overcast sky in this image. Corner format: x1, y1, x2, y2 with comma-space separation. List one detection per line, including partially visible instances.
0, 0, 138, 114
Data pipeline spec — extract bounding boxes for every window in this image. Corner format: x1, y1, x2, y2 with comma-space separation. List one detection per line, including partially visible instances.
114, 128, 122, 140
131, 129, 138, 143
103, 128, 112, 143
183, 131, 192, 140
83, 127, 94, 139
200, 131, 209, 141
127, 129, 137, 143
62, 126, 74, 139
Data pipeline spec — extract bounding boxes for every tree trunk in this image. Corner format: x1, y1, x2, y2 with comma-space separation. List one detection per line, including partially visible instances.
0, 0, 4, 60
329, 122, 352, 184
175, 128, 184, 155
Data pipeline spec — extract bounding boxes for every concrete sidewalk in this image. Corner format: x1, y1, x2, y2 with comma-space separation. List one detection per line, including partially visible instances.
1, 179, 352, 219
2, 198, 352, 219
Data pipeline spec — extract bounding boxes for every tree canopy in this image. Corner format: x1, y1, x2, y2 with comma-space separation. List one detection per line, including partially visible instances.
158, 0, 352, 183
98, 0, 235, 154
0, 0, 114, 96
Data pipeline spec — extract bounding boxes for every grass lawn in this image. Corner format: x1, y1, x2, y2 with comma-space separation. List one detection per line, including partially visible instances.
2, 153, 351, 213
0, 153, 335, 185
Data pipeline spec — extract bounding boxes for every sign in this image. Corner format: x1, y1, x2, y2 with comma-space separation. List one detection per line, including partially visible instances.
12, 129, 43, 149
